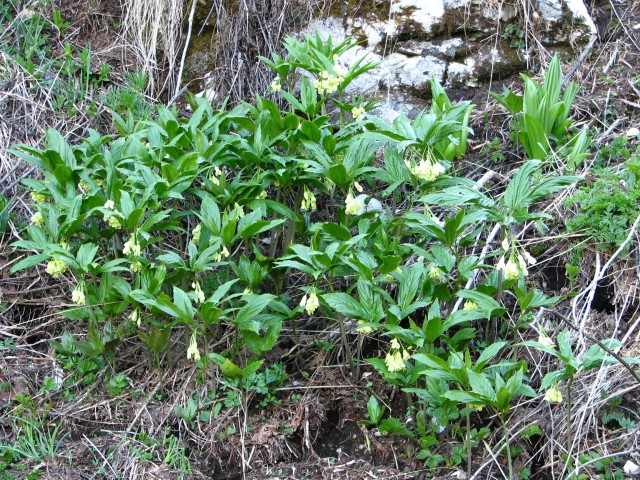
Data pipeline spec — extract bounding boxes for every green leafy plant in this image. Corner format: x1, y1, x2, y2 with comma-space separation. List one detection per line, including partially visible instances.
492, 55, 589, 167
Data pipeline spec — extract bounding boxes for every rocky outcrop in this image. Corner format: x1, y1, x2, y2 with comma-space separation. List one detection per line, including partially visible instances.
295, 0, 595, 119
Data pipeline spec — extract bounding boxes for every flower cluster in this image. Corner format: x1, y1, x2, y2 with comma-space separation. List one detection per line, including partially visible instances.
213, 245, 230, 262
71, 284, 86, 305
357, 320, 374, 334
192, 223, 202, 243
46, 259, 68, 278
269, 76, 282, 92
313, 67, 345, 95
300, 291, 319, 315
300, 187, 317, 212
192, 280, 205, 303
210, 166, 224, 186
345, 191, 364, 215
129, 308, 141, 326
103, 200, 123, 230
385, 338, 410, 373
428, 266, 445, 281
130, 258, 143, 273
31, 211, 44, 226
123, 234, 141, 256
30, 192, 48, 203
496, 251, 536, 281
463, 301, 478, 311
544, 384, 563, 403
405, 157, 446, 182
187, 332, 201, 361
351, 106, 365, 121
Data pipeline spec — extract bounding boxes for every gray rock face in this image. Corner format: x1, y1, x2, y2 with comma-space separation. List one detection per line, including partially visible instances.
295, 0, 595, 118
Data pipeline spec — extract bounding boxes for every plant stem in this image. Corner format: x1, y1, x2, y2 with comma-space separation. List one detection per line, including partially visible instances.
466, 405, 472, 480
499, 413, 513, 480
566, 376, 574, 460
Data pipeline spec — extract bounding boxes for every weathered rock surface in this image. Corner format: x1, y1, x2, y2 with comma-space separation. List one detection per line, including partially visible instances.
293, 0, 595, 119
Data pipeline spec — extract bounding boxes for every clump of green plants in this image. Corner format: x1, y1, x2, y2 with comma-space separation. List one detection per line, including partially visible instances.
565, 167, 640, 250
9, 32, 602, 479
492, 55, 589, 169
102, 68, 154, 120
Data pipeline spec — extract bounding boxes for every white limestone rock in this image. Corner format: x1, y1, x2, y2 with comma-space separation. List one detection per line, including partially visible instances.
537, 0, 596, 41
390, 0, 445, 35
380, 54, 447, 91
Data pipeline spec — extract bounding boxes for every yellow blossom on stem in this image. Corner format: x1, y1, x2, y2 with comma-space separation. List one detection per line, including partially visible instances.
192, 280, 205, 303
129, 309, 141, 326
300, 187, 317, 212
300, 291, 320, 315
405, 157, 446, 182
351, 106, 366, 121
192, 223, 202, 243
544, 384, 563, 403
463, 301, 478, 311
31, 211, 44, 226
187, 332, 201, 361
46, 259, 67, 278
269, 76, 282, 92
428, 266, 445, 280
385, 350, 405, 372
130, 258, 143, 273
345, 191, 364, 215
71, 285, 85, 305
123, 235, 141, 256
30, 192, 48, 203
357, 320, 374, 334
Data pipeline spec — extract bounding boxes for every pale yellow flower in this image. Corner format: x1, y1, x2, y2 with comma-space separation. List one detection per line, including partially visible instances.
269, 76, 282, 92
353, 181, 363, 193
210, 166, 224, 186
428, 266, 445, 280
192, 223, 202, 243
496, 256, 521, 281
463, 301, 478, 311
31, 211, 44, 226
129, 309, 141, 326
345, 192, 364, 215
405, 158, 446, 182
71, 286, 85, 305
544, 384, 563, 403
46, 259, 67, 278
30, 192, 48, 203
522, 250, 536, 266
234, 203, 245, 218
258, 190, 268, 199
501, 238, 509, 251
221, 246, 230, 257
130, 258, 143, 273
300, 187, 317, 212
123, 236, 141, 256
351, 106, 366, 121
192, 281, 205, 304
300, 292, 320, 315
104, 200, 115, 210
187, 332, 201, 361
357, 320, 374, 334
385, 350, 406, 372
313, 70, 344, 95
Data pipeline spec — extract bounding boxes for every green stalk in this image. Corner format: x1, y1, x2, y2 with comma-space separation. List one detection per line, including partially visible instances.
466, 405, 472, 480
566, 376, 574, 461
499, 413, 513, 480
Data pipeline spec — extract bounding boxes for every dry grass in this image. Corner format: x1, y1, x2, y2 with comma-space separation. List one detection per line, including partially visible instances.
119, 0, 183, 98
